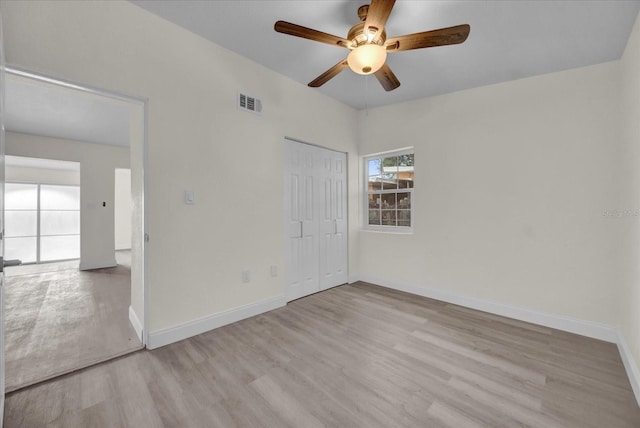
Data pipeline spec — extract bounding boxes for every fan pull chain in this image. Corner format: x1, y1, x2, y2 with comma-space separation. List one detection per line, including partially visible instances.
365, 74, 369, 116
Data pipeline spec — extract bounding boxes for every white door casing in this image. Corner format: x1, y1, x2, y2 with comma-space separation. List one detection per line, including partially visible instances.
285, 139, 347, 302
0, 6, 6, 423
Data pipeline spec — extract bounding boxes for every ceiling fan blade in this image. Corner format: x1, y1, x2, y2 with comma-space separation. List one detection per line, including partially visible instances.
275, 21, 351, 48
385, 24, 470, 52
374, 63, 400, 91
364, 0, 396, 39
308, 59, 349, 87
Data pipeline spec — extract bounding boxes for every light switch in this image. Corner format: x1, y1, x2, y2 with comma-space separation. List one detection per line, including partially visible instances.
185, 190, 195, 205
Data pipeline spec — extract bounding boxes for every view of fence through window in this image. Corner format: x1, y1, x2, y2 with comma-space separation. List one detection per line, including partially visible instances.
5, 183, 80, 263
366, 151, 414, 228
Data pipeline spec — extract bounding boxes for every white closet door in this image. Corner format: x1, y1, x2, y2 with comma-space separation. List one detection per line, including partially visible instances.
285, 140, 347, 301
319, 149, 348, 289
285, 140, 319, 301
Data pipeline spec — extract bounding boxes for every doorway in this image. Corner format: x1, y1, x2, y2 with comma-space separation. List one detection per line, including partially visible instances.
2, 68, 147, 391
284, 139, 348, 301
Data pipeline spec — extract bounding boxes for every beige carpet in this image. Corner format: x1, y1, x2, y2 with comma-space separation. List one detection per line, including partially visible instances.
4, 250, 143, 391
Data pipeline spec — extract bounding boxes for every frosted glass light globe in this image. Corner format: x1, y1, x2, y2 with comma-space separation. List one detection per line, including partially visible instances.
347, 44, 387, 75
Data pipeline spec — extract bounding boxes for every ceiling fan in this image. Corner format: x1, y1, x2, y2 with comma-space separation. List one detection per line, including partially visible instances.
274, 0, 470, 91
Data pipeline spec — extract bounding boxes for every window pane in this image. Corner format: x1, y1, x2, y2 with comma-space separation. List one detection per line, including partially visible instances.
368, 194, 380, 209
382, 156, 398, 171
5, 210, 37, 237
40, 185, 80, 210
380, 157, 398, 189
368, 209, 380, 225
398, 210, 411, 227
368, 158, 381, 176
398, 154, 414, 166
381, 193, 396, 209
40, 235, 80, 261
41, 211, 80, 236
5, 183, 38, 210
368, 176, 382, 191
398, 154, 414, 188
381, 173, 397, 190
398, 176, 413, 188
398, 164, 414, 188
398, 192, 411, 209
5, 237, 37, 263
381, 210, 396, 226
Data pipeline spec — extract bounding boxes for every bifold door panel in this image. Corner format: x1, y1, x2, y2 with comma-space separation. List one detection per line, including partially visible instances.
285, 140, 347, 301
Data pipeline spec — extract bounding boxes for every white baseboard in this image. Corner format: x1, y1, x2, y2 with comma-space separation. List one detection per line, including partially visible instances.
147, 294, 286, 349
617, 332, 640, 407
348, 273, 360, 284
79, 259, 118, 270
358, 274, 619, 343
129, 305, 143, 343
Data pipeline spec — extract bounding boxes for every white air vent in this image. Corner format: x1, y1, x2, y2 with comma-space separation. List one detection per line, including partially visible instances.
238, 92, 262, 115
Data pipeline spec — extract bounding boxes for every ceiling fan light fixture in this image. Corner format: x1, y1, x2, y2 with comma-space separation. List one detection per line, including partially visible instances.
274, 1, 470, 92
347, 43, 387, 75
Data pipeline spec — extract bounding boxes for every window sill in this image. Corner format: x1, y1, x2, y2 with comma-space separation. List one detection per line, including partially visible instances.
362, 227, 413, 235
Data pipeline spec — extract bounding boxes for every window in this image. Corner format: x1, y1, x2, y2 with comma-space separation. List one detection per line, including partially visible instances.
5, 183, 80, 263
364, 149, 414, 231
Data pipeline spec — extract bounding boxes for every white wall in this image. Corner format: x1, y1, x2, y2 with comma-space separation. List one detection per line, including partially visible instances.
619, 11, 640, 397
358, 61, 621, 327
0, 1, 360, 335
114, 168, 131, 250
6, 164, 79, 185
5, 132, 130, 270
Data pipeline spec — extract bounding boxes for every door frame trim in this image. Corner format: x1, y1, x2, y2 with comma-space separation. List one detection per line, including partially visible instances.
284, 136, 348, 153
4, 65, 150, 347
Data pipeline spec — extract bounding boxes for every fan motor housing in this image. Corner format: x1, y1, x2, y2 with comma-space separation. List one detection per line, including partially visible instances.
347, 22, 387, 47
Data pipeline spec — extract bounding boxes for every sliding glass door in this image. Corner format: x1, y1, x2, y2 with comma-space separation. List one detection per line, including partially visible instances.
5, 182, 80, 263
40, 185, 80, 261
5, 183, 37, 263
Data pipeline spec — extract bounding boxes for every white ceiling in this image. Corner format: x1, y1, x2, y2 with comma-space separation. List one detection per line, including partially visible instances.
5, 73, 131, 147
131, 0, 640, 110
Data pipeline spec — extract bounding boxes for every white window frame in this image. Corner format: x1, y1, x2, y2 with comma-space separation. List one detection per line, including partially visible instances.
363, 148, 414, 233
5, 181, 81, 263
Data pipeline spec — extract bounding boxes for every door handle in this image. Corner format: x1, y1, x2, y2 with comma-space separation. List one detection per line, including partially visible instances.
334, 220, 338, 234
299, 221, 304, 238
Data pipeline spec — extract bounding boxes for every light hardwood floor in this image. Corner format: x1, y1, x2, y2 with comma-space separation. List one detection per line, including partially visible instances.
4, 282, 640, 427
4, 251, 142, 392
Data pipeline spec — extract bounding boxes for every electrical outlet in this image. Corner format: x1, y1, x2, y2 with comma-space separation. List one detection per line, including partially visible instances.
270, 265, 278, 277
242, 270, 250, 283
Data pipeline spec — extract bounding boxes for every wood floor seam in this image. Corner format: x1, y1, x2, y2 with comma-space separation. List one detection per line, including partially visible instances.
4, 282, 640, 427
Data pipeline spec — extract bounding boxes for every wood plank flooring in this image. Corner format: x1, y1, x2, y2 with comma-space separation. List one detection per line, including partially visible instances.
4, 251, 143, 392
4, 282, 640, 427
